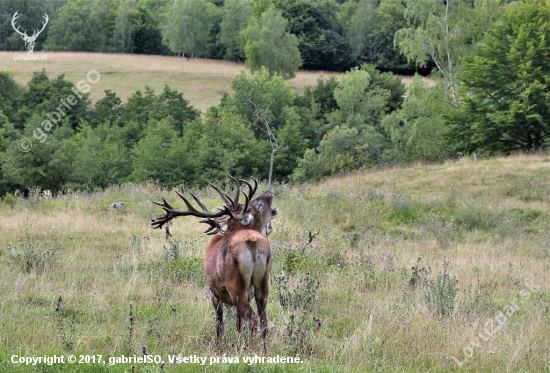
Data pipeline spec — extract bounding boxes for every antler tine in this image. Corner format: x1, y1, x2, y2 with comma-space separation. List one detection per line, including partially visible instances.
153, 198, 173, 210
151, 219, 164, 229
227, 189, 251, 221
240, 177, 258, 200
250, 177, 258, 197
208, 182, 236, 210
189, 191, 209, 212
175, 189, 231, 216
228, 175, 240, 206
151, 197, 180, 229
225, 193, 236, 209
200, 218, 225, 235
240, 189, 251, 214
175, 190, 202, 214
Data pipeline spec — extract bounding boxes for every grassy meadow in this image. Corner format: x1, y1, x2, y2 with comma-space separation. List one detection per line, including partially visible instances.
0, 154, 549, 372
1, 52, 342, 113
0, 52, 433, 113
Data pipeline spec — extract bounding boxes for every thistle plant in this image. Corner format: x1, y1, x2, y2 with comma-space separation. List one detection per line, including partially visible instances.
423, 260, 458, 316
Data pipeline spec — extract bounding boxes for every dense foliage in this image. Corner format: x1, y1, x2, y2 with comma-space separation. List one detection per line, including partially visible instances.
450, 0, 550, 154
1, 0, 424, 74
0, 65, 406, 194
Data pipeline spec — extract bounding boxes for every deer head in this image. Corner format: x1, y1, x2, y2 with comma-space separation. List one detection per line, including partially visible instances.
11, 11, 49, 53
151, 176, 277, 235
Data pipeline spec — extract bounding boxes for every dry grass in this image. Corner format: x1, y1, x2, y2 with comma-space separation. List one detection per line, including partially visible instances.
0, 154, 549, 372
1, 52, 342, 113
1, 52, 434, 113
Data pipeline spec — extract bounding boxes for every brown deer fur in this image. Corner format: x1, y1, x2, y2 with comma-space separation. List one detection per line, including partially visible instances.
152, 179, 277, 354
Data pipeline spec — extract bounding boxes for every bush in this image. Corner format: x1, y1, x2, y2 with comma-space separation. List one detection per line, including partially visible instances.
2, 193, 17, 207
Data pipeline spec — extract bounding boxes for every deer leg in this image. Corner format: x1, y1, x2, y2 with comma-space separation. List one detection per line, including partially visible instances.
255, 295, 268, 355
235, 304, 243, 352
211, 293, 223, 353
236, 295, 257, 352
253, 259, 271, 355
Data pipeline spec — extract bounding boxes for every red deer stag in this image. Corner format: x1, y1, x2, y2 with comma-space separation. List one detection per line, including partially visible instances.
151, 176, 277, 353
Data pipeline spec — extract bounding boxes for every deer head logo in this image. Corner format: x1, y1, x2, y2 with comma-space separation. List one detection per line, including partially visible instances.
11, 11, 49, 53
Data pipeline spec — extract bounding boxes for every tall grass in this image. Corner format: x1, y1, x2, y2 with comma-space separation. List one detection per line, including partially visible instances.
0, 154, 549, 372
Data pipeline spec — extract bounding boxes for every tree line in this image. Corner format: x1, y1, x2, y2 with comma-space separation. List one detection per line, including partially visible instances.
0, 65, 408, 194
1, 0, 426, 75
1, 0, 549, 196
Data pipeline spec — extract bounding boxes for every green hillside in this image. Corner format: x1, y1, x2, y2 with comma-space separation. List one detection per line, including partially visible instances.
0, 154, 548, 372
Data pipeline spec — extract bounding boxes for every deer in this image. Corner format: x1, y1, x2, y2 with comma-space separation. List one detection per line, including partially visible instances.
11, 11, 49, 53
151, 176, 278, 354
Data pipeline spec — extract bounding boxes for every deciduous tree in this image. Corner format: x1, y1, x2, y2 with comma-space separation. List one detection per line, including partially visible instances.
381, 75, 450, 163
110, 0, 140, 53
277, 0, 348, 70
162, 0, 212, 58
45, 0, 108, 52
452, 0, 550, 153
219, 0, 252, 61
395, 0, 502, 107
242, 5, 302, 79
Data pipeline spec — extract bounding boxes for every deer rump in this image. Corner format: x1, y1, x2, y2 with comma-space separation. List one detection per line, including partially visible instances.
205, 230, 271, 308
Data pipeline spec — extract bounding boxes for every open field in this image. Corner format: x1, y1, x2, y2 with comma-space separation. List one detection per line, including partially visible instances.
0, 154, 549, 372
1, 52, 343, 113
1, 52, 434, 113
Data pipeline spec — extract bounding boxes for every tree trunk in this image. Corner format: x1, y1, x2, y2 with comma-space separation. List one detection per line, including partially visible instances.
267, 149, 275, 190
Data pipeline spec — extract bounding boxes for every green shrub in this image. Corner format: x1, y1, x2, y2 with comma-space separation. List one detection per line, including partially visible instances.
275, 245, 317, 274
452, 207, 488, 231
2, 193, 17, 207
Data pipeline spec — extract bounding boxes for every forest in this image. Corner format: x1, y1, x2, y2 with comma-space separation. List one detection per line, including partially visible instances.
1, 0, 550, 195
1, 0, 421, 73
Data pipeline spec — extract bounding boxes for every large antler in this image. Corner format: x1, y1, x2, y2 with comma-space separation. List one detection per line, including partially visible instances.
151, 176, 259, 235
151, 189, 228, 234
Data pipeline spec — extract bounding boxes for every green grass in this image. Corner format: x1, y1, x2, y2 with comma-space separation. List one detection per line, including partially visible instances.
0, 155, 549, 372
